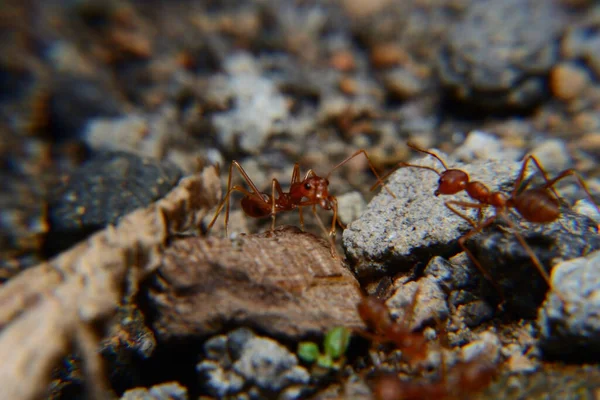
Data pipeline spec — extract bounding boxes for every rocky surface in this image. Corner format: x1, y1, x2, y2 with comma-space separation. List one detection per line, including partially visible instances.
45, 151, 182, 257
0, 168, 220, 400
438, 0, 566, 109
343, 146, 523, 279
470, 208, 600, 317
2, 1, 600, 399
538, 250, 600, 360
197, 328, 310, 399
120, 382, 187, 400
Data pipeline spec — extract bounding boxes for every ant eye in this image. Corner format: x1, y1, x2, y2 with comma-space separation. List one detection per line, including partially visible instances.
304, 183, 311, 190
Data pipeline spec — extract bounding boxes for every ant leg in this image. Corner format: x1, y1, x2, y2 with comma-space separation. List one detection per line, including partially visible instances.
208, 161, 271, 235
207, 161, 236, 235
298, 206, 305, 231
406, 142, 450, 170
302, 168, 317, 181
291, 163, 301, 184
271, 179, 277, 231
370, 142, 451, 192
310, 204, 338, 257
501, 216, 566, 303
543, 168, 600, 218
370, 163, 441, 192
513, 155, 561, 201
223, 161, 236, 235
456, 214, 507, 305
444, 200, 506, 302
444, 200, 487, 228
326, 149, 397, 199
206, 185, 263, 234
330, 197, 339, 235
269, 178, 288, 231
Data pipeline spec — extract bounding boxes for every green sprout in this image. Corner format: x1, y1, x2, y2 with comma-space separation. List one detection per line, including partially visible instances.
297, 326, 351, 371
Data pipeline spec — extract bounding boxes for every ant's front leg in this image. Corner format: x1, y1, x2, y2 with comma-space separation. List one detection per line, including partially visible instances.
270, 178, 286, 231
307, 203, 339, 258
444, 200, 487, 228
298, 207, 304, 231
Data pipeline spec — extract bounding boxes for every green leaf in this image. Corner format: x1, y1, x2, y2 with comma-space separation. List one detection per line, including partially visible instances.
297, 342, 320, 363
324, 326, 351, 359
316, 353, 333, 369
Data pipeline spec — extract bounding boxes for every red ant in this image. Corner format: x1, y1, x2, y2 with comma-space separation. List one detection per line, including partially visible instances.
356, 285, 429, 363
371, 358, 497, 400
376, 142, 599, 303
206, 150, 394, 253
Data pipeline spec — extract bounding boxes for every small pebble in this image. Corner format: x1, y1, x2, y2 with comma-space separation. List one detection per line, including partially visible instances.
550, 62, 590, 102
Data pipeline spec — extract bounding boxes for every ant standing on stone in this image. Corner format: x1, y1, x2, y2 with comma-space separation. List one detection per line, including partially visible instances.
377, 142, 599, 303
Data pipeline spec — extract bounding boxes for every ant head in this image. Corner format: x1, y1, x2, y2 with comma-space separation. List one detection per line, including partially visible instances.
435, 169, 469, 196
298, 177, 330, 199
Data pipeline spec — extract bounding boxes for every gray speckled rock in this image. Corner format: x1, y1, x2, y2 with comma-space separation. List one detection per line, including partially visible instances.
470, 208, 600, 317
538, 250, 600, 359
120, 382, 187, 400
233, 337, 309, 392
210, 53, 289, 154
456, 300, 495, 328
45, 151, 182, 256
342, 150, 521, 279
386, 277, 449, 331
563, 13, 600, 79
460, 331, 501, 365
423, 255, 473, 292
343, 143, 600, 316
438, 0, 565, 109
197, 328, 310, 399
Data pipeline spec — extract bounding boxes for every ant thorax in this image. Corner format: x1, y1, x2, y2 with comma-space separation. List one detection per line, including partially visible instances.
465, 181, 492, 203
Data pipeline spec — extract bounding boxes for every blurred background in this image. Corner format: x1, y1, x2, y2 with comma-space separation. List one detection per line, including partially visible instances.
1, 0, 599, 274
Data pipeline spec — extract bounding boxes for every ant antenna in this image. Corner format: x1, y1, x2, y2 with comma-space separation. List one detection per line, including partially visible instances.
406, 142, 450, 171
326, 150, 396, 198
369, 143, 451, 192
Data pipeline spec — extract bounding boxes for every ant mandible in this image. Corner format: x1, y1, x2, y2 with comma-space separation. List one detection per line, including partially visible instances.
376, 142, 599, 303
206, 150, 395, 253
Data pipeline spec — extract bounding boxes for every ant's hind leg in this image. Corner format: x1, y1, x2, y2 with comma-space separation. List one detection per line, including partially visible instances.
207, 185, 263, 236
206, 161, 237, 234
515, 155, 561, 200
545, 169, 600, 218
501, 217, 566, 303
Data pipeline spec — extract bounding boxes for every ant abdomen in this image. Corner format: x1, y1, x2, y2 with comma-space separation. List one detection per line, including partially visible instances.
241, 196, 272, 218
512, 188, 560, 223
